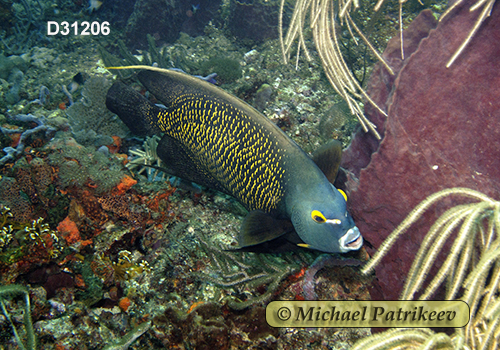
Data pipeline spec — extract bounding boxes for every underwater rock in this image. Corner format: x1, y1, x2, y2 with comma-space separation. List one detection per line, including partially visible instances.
124, 0, 222, 50
228, 0, 285, 45
5, 68, 24, 104
253, 83, 273, 111
0, 54, 28, 80
344, 2, 500, 300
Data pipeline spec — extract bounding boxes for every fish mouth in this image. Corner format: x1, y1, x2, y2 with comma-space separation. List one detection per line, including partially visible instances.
347, 235, 363, 248
338, 226, 363, 252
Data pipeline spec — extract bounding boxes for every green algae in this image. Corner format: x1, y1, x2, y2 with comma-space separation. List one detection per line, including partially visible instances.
200, 57, 242, 84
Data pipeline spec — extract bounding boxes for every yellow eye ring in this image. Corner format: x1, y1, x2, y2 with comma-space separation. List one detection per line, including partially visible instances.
338, 189, 347, 202
311, 210, 326, 223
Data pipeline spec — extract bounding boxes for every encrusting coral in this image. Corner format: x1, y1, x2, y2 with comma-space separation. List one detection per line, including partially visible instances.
47, 137, 124, 194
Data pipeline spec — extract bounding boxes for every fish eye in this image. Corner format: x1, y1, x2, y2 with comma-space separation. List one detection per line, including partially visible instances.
338, 189, 347, 202
311, 210, 326, 223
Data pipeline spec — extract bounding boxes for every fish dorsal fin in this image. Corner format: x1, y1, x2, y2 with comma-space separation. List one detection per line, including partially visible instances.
106, 66, 197, 108
238, 210, 294, 248
311, 140, 343, 184
156, 135, 227, 194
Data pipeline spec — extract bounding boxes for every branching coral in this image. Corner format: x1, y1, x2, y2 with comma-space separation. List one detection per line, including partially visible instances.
194, 234, 314, 310
126, 135, 166, 181
355, 188, 500, 350
281, 0, 497, 139
0, 114, 56, 166
280, 0, 390, 139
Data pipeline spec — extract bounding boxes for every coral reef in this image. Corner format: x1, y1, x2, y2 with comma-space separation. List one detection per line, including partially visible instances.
194, 234, 308, 310
0, 154, 67, 228
152, 248, 370, 349
0, 0, 46, 54
99, 31, 240, 84
47, 137, 124, 194
0, 206, 63, 278
0, 0, 424, 347
65, 76, 129, 148
0, 114, 56, 166
342, 0, 500, 300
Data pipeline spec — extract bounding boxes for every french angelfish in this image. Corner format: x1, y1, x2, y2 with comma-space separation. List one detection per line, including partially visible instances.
105, 66, 363, 253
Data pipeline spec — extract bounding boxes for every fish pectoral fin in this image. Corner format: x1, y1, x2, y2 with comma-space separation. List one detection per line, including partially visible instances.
238, 210, 294, 247
156, 135, 228, 194
311, 139, 343, 184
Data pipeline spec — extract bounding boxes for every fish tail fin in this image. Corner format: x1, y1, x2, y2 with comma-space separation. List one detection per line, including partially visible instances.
106, 81, 163, 135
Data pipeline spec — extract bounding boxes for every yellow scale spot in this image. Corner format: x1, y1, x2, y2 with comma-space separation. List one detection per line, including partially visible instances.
156, 95, 286, 212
